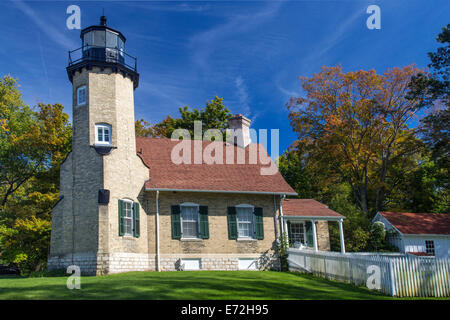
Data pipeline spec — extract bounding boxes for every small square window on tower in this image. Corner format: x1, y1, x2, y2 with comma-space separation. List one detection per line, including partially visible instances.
77, 86, 86, 106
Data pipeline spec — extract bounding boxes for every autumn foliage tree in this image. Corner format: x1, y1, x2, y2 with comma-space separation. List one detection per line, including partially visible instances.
287, 65, 425, 216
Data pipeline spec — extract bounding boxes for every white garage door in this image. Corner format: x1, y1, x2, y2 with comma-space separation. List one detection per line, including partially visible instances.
238, 258, 258, 270
181, 259, 201, 270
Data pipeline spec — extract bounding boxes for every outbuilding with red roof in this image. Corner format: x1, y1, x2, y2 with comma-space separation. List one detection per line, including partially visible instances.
373, 212, 450, 258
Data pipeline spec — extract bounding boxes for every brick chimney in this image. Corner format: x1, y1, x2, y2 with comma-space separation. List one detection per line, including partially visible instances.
227, 114, 251, 148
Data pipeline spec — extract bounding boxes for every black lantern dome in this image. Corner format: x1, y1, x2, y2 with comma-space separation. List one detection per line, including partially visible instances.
67, 16, 139, 88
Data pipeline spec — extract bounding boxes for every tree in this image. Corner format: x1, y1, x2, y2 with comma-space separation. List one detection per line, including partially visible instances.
135, 118, 155, 137
324, 184, 371, 252
287, 65, 425, 216
278, 149, 316, 199
0, 76, 72, 273
404, 24, 449, 214
410, 24, 449, 168
0, 100, 71, 207
409, 24, 449, 110
136, 96, 233, 139
0, 216, 51, 273
370, 221, 386, 251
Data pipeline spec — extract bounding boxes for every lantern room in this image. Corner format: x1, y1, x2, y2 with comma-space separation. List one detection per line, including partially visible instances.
81, 15, 126, 64
67, 16, 139, 89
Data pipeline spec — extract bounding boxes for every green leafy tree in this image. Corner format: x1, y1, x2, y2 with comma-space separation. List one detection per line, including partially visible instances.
323, 184, 371, 252
0, 76, 72, 273
278, 149, 316, 199
0, 217, 51, 273
409, 24, 449, 110
137, 96, 232, 139
407, 24, 449, 213
369, 221, 386, 251
388, 156, 449, 213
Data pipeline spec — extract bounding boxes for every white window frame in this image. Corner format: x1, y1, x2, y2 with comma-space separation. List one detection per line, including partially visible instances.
77, 86, 86, 106
180, 202, 200, 239
236, 204, 255, 239
289, 221, 307, 247
122, 199, 134, 237
95, 123, 112, 146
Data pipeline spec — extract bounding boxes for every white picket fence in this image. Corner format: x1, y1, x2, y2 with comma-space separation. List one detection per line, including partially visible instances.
287, 248, 450, 297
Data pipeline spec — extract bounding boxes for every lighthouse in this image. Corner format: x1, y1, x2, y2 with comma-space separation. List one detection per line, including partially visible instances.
48, 16, 149, 275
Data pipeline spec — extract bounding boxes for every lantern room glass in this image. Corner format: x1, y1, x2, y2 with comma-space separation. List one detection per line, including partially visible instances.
82, 29, 124, 63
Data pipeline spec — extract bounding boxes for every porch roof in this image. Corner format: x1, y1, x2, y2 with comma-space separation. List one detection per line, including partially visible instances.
281, 199, 344, 220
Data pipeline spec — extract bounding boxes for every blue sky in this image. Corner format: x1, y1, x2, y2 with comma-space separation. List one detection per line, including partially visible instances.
0, 0, 449, 154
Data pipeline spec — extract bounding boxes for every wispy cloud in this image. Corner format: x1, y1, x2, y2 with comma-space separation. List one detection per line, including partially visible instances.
303, 7, 364, 65
37, 31, 51, 101
13, 0, 77, 49
277, 84, 303, 100
129, 2, 212, 13
276, 6, 364, 100
234, 75, 251, 117
189, 1, 283, 71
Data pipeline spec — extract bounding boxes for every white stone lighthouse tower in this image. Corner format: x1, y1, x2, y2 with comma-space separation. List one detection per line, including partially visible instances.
48, 16, 149, 275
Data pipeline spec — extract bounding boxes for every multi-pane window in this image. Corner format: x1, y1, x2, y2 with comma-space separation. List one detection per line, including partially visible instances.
290, 222, 305, 246
425, 240, 435, 255
77, 86, 86, 106
237, 206, 254, 238
181, 205, 199, 238
123, 200, 133, 236
95, 124, 111, 145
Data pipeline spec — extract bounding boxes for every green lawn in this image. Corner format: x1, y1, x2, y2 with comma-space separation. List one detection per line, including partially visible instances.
0, 271, 393, 300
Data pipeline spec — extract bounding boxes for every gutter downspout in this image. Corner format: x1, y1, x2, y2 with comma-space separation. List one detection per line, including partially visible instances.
279, 195, 287, 245
273, 194, 279, 240
156, 190, 160, 272
279, 194, 285, 235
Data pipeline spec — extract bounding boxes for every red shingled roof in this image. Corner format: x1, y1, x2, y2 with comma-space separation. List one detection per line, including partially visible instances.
380, 212, 450, 235
282, 199, 343, 217
136, 137, 297, 195
407, 252, 434, 257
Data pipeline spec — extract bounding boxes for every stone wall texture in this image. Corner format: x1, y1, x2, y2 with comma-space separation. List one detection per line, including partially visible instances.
317, 221, 331, 251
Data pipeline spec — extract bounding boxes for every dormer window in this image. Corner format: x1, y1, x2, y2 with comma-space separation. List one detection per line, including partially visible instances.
95, 124, 112, 146
77, 86, 86, 106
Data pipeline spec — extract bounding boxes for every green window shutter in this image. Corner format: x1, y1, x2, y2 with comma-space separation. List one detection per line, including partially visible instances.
227, 207, 238, 239
171, 205, 181, 239
305, 221, 314, 247
133, 202, 140, 238
199, 206, 209, 239
118, 199, 124, 236
254, 207, 264, 240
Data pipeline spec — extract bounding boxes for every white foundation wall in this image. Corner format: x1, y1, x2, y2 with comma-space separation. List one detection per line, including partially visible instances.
49, 252, 280, 274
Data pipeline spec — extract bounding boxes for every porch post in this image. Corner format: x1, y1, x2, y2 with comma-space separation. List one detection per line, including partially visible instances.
338, 218, 345, 254
311, 220, 318, 252
283, 219, 289, 242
